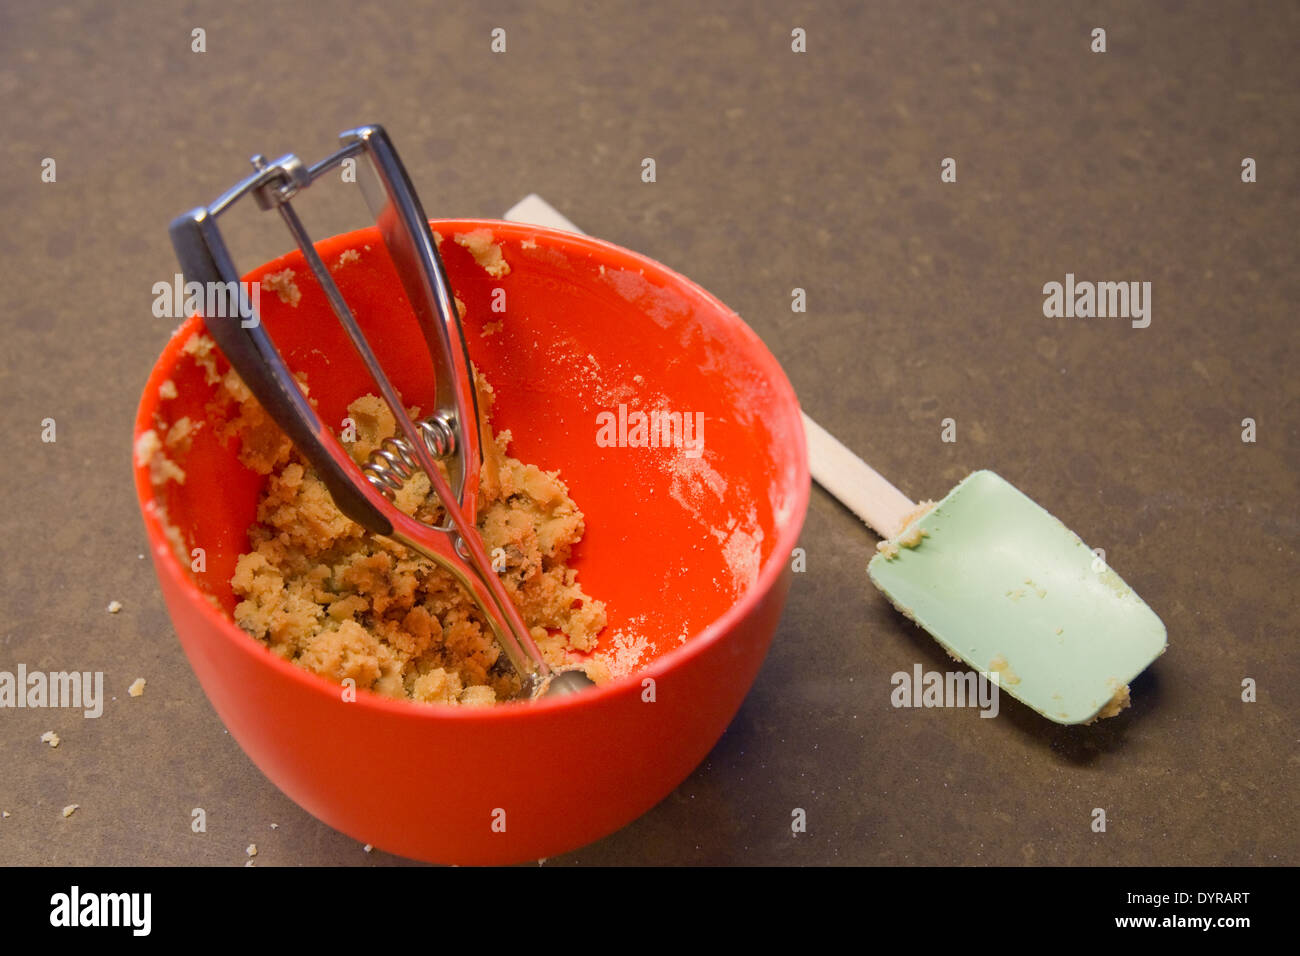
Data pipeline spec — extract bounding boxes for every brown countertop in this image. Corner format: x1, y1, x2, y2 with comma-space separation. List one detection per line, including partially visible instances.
1, 0, 1295, 866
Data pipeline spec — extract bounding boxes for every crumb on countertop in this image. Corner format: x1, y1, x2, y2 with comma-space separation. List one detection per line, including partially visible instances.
128, 678, 146, 698
107, 600, 123, 614
41, 731, 60, 749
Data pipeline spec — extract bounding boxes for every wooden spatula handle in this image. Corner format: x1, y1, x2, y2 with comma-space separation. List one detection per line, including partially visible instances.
800, 412, 914, 539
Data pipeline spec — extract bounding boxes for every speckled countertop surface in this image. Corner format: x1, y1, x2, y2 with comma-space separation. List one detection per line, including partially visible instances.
1, 0, 1295, 866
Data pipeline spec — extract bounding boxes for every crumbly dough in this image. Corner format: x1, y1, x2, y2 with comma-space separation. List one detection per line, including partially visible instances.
134, 428, 186, 487
226, 368, 606, 706
987, 654, 1021, 686
262, 268, 302, 306
897, 524, 928, 549
1089, 683, 1131, 723
877, 499, 936, 560
455, 229, 511, 278
128, 678, 146, 698
181, 333, 223, 385
897, 499, 936, 534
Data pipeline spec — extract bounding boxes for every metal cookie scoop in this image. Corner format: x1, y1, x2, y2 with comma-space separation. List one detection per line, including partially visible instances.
169, 124, 593, 700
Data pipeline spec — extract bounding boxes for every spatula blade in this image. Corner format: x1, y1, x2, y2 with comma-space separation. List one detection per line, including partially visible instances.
867, 470, 1167, 724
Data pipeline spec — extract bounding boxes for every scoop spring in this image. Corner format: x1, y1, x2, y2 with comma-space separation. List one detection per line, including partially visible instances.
361, 415, 457, 500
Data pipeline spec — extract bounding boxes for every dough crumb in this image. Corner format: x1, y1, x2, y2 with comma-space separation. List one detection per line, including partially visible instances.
128, 678, 146, 698
167, 417, 200, 453
898, 524, 928, 549
363, 844, 373, 853
62, 804, 79, 818
158, 379, 178, 400
987, 654, 1021, 686
181, 333, 222, 385
455, 229, 511, 278
269, 823, 279, 830
106, 600, 123, 614
134, 429, 186, 486
1089, 683, 1132, 723
333, 248, 361, 271
262, 268, 302, 307
246, 844, 257, 857
879, 499, 935, 554
41, 731, 60, 748
897, 499, 936, 532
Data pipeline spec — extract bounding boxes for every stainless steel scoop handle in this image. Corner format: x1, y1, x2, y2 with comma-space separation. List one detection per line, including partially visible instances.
168, 125, 590, 699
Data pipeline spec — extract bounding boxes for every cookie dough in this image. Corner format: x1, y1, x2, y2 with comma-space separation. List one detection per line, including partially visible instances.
226, 368, 607, 706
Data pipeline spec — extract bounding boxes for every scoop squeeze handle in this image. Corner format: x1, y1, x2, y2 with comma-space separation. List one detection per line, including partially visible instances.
168, 211, 395, 538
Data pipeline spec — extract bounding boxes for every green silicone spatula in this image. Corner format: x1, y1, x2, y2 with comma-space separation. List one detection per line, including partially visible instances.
505, 194, 1167, 725
802, 415, 1167, 724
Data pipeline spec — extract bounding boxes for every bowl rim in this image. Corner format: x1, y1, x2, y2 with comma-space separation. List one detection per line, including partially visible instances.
133, 218, 811, 721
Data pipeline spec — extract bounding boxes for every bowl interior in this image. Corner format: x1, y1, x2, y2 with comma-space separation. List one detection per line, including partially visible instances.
142, 220, 805, 677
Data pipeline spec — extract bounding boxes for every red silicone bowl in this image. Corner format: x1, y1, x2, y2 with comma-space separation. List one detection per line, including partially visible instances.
133, 219, 809, 864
